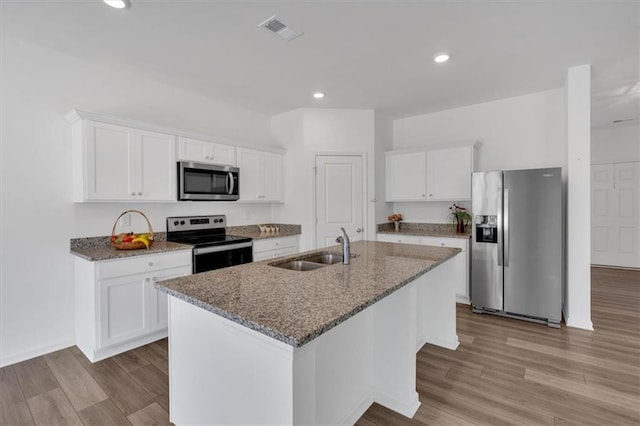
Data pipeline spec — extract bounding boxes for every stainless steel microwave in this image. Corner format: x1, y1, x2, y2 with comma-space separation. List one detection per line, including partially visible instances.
178, 161, 239, 201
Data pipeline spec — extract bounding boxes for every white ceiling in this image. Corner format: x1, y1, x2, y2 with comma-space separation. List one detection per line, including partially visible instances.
2, 1, 639, 126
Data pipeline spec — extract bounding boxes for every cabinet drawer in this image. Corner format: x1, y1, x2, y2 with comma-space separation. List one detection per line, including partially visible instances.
253, 236, 298, 253
419, 237, 468, 251
97, 250, 192, 279
377, 234, 421, 245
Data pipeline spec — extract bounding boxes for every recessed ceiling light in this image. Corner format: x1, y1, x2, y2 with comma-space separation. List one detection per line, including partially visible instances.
313, 92, 325, 99
433, 53, 450, 63
103, 0, 129, 9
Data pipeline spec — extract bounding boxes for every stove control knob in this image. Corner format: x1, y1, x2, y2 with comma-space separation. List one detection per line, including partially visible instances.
180, 220, 185, 225
173, 221, 179, 226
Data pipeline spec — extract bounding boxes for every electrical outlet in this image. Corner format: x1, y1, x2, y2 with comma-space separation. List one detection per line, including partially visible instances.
121, 213, 131, 227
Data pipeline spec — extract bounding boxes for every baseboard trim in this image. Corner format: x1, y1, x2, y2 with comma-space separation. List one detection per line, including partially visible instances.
374, 391, 421, 419
565, 317, 594, 331
0, 339, 75, 368
591, 264, 640, 272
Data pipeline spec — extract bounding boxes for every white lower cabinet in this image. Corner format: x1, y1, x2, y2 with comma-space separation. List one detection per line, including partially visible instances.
253, 235, 299, 261
376, 234, 421, 245
377, 233, 470, 304
75, 250, 191, 362
419, 237, 469, 304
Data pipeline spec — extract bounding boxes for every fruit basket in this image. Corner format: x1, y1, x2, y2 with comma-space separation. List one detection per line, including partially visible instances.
111, 210, 154, 250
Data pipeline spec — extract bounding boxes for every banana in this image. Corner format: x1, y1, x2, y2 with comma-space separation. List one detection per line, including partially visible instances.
131, 237, 150, 249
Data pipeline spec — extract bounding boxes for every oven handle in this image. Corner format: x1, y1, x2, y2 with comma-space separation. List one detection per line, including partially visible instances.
193, 241, 253, 255
227, 172, 235, 195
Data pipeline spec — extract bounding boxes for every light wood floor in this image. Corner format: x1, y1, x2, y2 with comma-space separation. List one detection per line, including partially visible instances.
1, 267, 638, 425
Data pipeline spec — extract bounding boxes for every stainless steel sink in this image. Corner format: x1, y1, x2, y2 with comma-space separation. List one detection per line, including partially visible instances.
271, 260, 328, 271
269, 251, 353, 271
302, 253, 344, 265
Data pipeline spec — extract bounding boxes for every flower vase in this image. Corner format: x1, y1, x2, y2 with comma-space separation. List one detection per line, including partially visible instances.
456, 220, 465, 234
394, 221, 401, 232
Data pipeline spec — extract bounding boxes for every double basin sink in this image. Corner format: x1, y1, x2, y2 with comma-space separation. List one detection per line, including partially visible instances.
270, 252, 345, 271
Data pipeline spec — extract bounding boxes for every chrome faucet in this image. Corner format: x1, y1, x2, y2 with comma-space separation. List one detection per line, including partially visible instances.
335, 227, 351, 265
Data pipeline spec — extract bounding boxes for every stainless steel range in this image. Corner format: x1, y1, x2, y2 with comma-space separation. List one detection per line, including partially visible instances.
166, 215, 253, 273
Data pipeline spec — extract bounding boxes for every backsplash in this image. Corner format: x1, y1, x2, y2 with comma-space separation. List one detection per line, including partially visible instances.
391, 201, 471, 223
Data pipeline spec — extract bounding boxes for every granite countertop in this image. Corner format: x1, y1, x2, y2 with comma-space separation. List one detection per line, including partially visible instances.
377, 222, 471, 239
226, 224, 301, 240
70, 224, 302, 261
155, 240, 460, 348
70, 237, 192, 262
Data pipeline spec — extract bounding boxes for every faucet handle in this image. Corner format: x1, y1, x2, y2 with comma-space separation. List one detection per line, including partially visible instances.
336, 236, 343, 244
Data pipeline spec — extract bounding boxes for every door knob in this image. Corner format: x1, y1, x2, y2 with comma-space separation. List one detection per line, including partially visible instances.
356, 228, 362, 233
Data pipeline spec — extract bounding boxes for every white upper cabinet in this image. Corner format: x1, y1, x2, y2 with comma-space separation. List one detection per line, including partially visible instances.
236, 147, 284, 202
137, 130, 178, 201
426, 146, 474, 201
177, 136, 236, 166
385, 141, 479, 202
386, 151, 427, 201
79, 120, 176, 202
69, 111, 176, 202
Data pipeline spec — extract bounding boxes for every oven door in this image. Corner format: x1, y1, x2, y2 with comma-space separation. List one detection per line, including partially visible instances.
179, 161, 239, 201
192, 242, 253, 273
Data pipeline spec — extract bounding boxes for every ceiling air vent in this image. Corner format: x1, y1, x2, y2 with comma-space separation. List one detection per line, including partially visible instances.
259, 15, 303, 42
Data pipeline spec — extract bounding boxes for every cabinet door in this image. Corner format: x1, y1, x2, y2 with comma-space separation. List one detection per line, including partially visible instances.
99, 273, 149, 348
420, 236, 469, 303
85, 121, 136, 201
178, 137, 236, 165
178, 137, 208, 163
385, 152, 426, 201
237, 148, 263, 201
208, 143, 236, 166
376, 233, 421, 244
136, 130, 176, 201
147, 266, 191, 332
426, 146, 473, 201
262, 153, 283, 201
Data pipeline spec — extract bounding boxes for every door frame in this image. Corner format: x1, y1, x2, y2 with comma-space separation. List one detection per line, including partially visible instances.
313, 152, 369, 249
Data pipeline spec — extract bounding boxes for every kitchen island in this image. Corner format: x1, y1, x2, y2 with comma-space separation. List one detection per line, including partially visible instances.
156, 240, 460, 425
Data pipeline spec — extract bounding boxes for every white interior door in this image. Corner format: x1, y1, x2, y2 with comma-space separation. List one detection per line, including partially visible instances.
315, 155, 365, 248
591, 162, 640, 268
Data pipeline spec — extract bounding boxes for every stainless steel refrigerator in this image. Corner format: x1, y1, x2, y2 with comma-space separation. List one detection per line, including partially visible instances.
471, 167, 563, 327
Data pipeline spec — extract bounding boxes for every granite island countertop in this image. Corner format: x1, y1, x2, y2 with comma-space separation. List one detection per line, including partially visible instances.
155, 240, 460, 347
377, 222, 471, 239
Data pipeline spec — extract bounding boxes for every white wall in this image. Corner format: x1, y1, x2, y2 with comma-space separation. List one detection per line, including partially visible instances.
565, 64, 593, 330
374, 113, 394, 225
391, 89, 566, 223
0, 35, 278, 366
272, 108, 375, 250
591, 123, 640, 164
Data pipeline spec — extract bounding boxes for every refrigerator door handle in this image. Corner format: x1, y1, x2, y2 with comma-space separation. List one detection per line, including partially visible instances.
497, 186, 503, 266
504, 188, 510, 267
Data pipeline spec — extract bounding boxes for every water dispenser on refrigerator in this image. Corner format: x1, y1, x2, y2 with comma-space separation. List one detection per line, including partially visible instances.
475, 215, 498, 243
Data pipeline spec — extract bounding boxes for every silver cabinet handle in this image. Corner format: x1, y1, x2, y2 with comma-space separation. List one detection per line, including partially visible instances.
148, 261, 154, 267
421, 194, 426, 198
137, 192, 142, 196
131, 192, 135, 196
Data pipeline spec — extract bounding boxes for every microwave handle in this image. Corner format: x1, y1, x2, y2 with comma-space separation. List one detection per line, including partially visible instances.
227, 172, 234, 195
